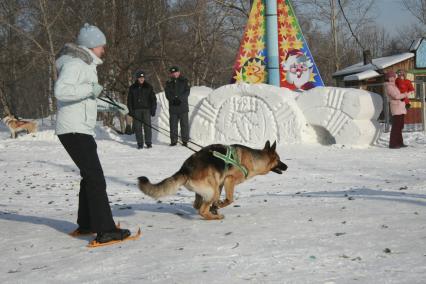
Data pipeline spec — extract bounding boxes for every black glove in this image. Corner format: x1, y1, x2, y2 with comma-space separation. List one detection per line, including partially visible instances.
151, 109, 156, 117
172, 97, 181, 106
405, 103, 411, 109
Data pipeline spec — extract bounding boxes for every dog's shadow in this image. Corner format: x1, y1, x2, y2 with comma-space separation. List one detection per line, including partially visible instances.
111, 201, 200, 220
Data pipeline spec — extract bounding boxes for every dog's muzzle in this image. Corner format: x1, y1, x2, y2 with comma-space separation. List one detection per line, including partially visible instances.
271, 161, 288, 174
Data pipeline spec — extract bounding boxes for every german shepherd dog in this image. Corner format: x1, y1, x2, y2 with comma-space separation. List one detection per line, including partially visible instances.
138, 141, 287, 220
2, 114, 38, 138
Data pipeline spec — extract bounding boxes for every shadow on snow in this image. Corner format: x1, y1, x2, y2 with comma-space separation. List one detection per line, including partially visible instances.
264, 187, 426, 207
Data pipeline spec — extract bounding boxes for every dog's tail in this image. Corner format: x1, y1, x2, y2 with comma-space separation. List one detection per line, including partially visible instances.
138, 171, 187, 199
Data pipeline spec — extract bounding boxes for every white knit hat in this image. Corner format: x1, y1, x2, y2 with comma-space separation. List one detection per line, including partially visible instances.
77, 23, 106, 48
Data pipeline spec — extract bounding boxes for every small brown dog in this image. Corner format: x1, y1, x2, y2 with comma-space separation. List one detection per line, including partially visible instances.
2, 114, 38, 138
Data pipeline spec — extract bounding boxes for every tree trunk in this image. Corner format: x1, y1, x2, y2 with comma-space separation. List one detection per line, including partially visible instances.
330, 0, 340, 71
0, 83, 11, 115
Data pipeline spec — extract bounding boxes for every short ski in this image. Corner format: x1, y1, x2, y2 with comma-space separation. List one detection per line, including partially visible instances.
87, 228, 142, 248
69, 222, 121, 237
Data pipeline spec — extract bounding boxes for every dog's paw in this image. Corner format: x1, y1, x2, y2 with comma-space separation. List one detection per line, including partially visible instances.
216, 214, 225, 220
217, 199, 232, 208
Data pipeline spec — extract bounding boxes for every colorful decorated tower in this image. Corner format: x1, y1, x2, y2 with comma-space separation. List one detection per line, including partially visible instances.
231, 0, 324, 90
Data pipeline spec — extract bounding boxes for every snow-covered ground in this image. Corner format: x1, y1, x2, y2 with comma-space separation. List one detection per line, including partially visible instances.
0, 121, 425, 284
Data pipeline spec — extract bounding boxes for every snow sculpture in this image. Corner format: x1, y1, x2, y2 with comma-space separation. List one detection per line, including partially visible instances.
297, 87, 383, 145
190, 84, 310, 147
154, 84, 382, 147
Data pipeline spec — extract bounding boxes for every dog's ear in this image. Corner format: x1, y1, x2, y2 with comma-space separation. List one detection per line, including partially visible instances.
270, 141, 277, 151
264, 140, 270, 150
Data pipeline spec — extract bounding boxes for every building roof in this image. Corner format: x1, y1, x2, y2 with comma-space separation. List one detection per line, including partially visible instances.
333, 52, 414, 77
343, 70, 381, 82
409, 38, 424, 52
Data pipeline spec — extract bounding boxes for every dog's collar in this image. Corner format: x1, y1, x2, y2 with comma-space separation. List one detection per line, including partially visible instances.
213, 145, 248, 178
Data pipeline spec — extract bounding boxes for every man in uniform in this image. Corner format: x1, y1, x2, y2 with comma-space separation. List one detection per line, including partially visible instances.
164, 66, 190, 146
127, 70, 157, 149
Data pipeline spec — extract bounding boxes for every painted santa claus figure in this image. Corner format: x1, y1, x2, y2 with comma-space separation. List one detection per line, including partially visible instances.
282, 49, 315, 91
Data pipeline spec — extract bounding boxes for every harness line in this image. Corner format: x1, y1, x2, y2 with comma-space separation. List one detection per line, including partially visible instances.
212, 145, 249, 178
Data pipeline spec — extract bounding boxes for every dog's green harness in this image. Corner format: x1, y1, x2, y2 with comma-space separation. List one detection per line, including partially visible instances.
212, 145, 248, 178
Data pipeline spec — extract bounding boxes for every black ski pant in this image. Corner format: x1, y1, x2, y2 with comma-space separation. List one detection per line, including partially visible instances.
58, 133, 116, 233
133, 109, 152, 146
169, 112, 189, 144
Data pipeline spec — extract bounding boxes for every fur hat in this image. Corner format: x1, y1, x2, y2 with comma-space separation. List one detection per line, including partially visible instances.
385, 70, 396, 80
77, 23, 106, 48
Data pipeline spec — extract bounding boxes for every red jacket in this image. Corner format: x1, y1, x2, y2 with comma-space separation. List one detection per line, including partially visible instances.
395, 78, 413, 105
395, 78, 414, 93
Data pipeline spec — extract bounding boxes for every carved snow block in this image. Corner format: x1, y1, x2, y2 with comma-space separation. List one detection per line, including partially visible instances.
190, 83, 309, 147
297, 87, 383, 145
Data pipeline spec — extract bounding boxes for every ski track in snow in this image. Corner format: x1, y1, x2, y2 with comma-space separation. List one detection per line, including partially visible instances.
0, 123, 425, 283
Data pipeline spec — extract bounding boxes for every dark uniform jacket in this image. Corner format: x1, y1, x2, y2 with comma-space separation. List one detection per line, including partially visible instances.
165, 76, 190, 114
127, 81, 157, 116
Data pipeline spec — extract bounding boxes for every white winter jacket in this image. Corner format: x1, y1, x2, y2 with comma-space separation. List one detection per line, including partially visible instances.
54, 43, 115, 136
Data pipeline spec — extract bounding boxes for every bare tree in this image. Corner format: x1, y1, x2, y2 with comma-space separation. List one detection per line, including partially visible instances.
402, 0, 426, 26
212, 0, 251, 17
0, 0, 45, 117
358, 25, 391, 57
0, 82, 11, 115
0, 0, 67, 116
293, 0, 376, 84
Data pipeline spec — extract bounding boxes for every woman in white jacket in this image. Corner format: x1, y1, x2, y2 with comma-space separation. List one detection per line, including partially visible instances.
55, 23, 132, 246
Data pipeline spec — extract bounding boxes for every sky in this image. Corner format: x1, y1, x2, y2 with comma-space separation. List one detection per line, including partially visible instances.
368, 0, 419, 35
294, 0, 421, 36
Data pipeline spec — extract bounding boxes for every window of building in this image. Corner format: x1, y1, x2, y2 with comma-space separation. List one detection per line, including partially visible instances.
414, 75, 426, 99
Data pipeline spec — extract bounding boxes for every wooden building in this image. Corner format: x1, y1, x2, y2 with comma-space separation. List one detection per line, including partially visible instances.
332, 38, 426, 124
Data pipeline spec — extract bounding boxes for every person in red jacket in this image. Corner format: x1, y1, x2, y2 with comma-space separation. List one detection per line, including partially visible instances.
395, 69, 414, 109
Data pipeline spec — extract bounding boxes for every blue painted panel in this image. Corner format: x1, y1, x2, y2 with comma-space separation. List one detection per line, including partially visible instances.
416, 39, 426, 68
